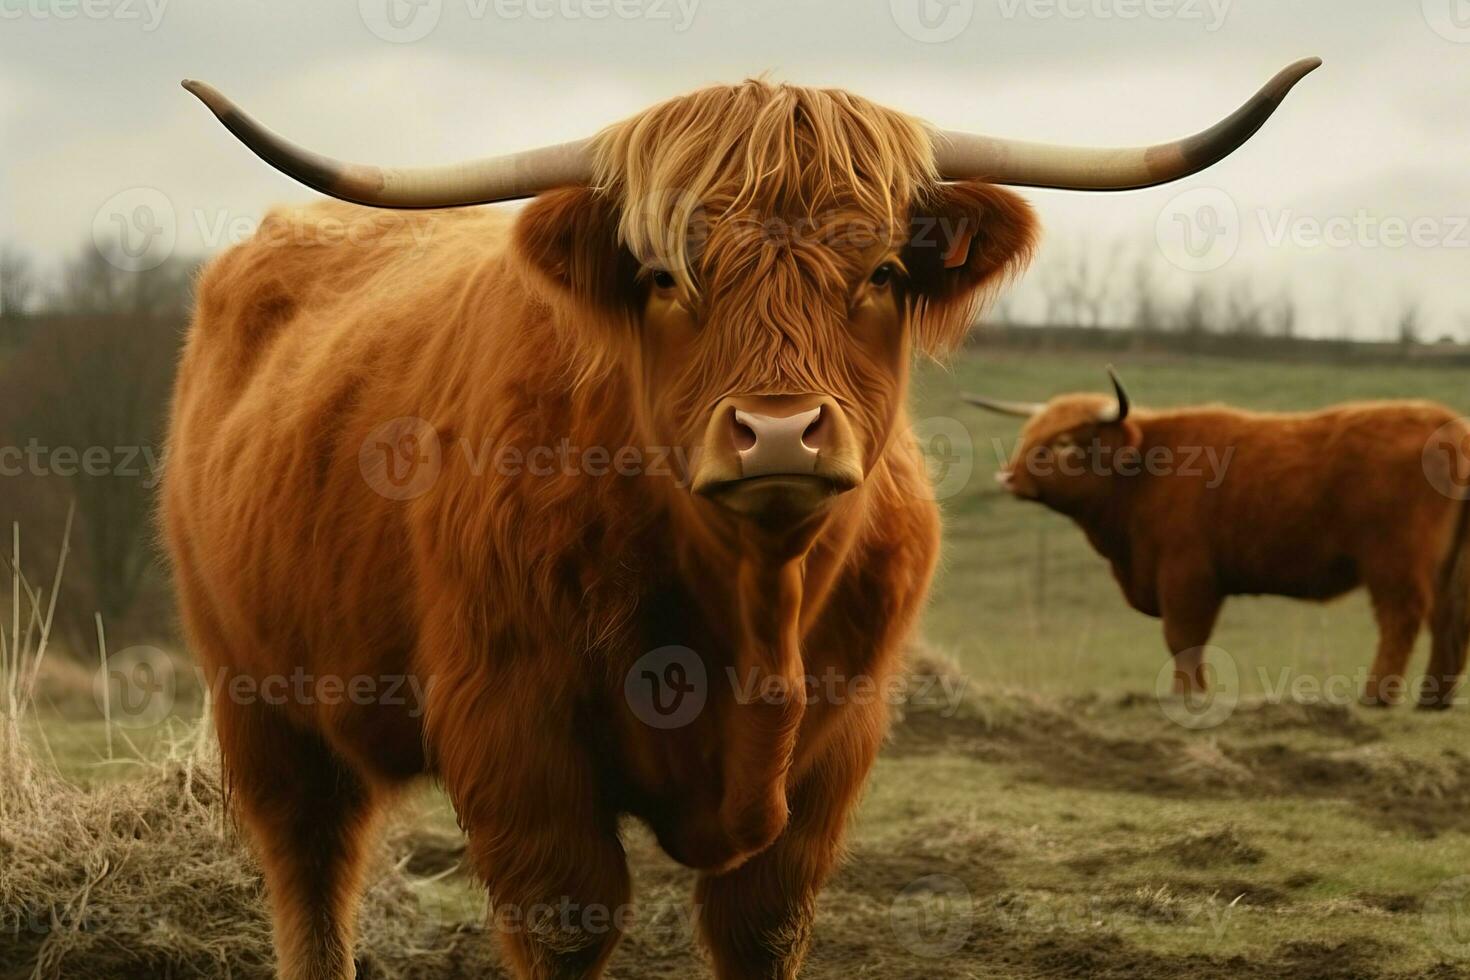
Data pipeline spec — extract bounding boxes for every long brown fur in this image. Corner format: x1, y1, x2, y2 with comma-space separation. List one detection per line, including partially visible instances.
162, 78, 1035, 979
997, 393, 1470, 708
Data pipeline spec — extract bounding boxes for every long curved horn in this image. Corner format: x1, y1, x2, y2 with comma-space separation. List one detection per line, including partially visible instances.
962, 394, 1044, 419
1097, 367, 1131, 424
181, 80, 593, 208
934, 57, 1321, 191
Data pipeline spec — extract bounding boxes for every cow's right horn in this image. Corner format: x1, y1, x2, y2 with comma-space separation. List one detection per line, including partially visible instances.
1097, 367, 1131, 424
181, 80, 593, 209
962, 394, 1044, 419
934, 58, 1321, 191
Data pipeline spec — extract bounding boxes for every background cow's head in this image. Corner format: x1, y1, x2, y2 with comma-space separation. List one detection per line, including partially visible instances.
182, 60, 1317, 531
966, 370, 1139, 514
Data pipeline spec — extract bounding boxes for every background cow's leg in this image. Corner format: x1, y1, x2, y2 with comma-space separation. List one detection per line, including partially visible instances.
217, 698, 383, 980
1159, 580, 1222, 697
1362, 583, 1427, 707
1422, 540, 1470, 709
430, 671, 629, 979
696, 716, 881, 980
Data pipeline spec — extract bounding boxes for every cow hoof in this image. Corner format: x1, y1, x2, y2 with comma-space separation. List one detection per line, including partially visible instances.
1416, 699, 1454, 712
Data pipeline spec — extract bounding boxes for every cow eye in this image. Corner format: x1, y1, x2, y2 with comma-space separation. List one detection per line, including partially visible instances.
868, 263, 896, 288
651, 270, 677, 290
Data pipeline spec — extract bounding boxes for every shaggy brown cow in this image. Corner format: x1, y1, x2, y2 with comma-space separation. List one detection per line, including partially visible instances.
968, 371, 1470, 710
164, 62, 1317, 979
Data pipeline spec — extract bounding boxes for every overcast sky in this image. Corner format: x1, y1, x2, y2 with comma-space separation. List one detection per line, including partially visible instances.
1, 0, 1466, 338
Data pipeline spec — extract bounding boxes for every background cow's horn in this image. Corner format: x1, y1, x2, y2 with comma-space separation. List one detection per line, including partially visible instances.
962, 394, 1044, 419
1098, 367, 1131, 424
181, 79, 594, 208
933, 57, 1321, 191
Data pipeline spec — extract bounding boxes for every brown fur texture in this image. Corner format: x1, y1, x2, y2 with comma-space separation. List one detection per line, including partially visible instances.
996, 392, 1470, 708
162, 79, 1036, 979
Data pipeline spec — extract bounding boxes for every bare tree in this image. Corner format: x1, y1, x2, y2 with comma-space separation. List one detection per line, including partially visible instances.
1396, 302, 1421, 350
0, 244, 39, 320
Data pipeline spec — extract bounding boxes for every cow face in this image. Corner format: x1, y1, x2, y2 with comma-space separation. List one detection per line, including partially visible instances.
974, 373, 1139, 514
514, 84, 1035, 533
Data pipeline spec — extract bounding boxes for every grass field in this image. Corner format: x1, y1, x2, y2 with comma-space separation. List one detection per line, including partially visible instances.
9, 345, 1470, 979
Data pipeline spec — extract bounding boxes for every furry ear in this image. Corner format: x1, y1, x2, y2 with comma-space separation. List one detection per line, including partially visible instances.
513, 186, 639, 315
902, 181, 1036, 354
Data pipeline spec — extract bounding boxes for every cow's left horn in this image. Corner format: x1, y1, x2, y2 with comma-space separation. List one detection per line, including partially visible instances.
934, 58, 1320, 191
181, 80, 593, 208
1098, 367, 1131, 424
962, 394, 1044, 419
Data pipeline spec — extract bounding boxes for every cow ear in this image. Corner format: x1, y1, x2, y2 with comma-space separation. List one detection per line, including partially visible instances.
514, 186, 638, 316
903, 181, 1036, 354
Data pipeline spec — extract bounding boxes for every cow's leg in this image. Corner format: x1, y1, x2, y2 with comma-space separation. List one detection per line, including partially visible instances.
1362, 585, 1426, 707
1423, 591, 1469, 709
696, 715, 881, 980
1159, 581, 1222, 697
217, 698, 383, 980
431, 676, 629, 979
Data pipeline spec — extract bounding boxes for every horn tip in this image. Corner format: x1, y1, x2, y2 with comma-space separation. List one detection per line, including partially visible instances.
181, 78, 229, 116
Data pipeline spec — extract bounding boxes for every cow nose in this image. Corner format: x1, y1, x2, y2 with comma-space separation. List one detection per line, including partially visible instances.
732, 405, 826, 478
692, 394, 864, 526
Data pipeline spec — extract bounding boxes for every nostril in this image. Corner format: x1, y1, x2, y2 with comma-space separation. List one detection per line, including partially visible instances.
731, 414, 757, 452
800, 406, 828, 452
